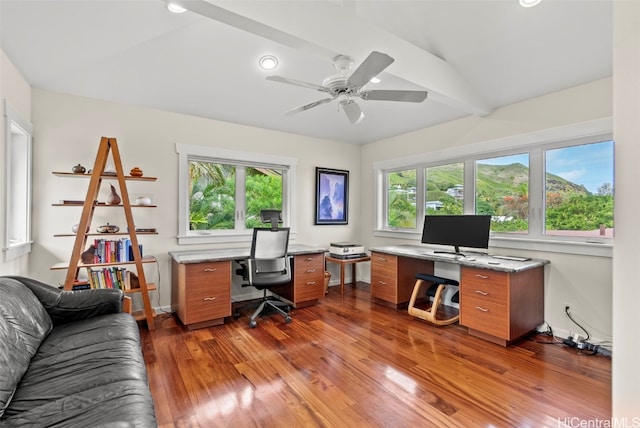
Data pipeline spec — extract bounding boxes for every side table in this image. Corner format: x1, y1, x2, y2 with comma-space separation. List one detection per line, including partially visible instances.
325, 255, 371, 294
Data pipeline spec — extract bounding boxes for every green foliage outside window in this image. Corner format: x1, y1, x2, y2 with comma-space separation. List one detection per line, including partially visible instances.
189, 162, 283, 230
388, 169, 416, 228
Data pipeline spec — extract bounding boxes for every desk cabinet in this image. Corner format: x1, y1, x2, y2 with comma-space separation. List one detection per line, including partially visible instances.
460, 266, 544, 346
171, 260, 232, 329
271, 252, 325, 307
370, 252, 433, 308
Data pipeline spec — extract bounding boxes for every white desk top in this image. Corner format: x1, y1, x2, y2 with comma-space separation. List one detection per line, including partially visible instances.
369, 245, 549, 273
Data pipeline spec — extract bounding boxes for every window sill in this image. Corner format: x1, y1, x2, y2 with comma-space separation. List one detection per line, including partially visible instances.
3, 241, 32, 261
178, 230, 297, 245
372, 229, 612, 258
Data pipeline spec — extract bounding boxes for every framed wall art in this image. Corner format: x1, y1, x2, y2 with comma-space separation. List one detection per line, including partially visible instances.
315, 167, 348, 225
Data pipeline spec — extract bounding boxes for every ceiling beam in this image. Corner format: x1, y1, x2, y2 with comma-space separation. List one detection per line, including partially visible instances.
172, 0, 492, 116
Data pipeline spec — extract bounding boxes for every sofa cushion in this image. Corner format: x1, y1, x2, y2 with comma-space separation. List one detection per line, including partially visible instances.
0, 278, 53, 417
2, 313, 156, 427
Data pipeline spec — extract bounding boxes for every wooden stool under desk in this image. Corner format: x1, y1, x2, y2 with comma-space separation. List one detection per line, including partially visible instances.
408, 273, 460, 326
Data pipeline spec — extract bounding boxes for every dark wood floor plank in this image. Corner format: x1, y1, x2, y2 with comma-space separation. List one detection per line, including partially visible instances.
140, 283, 610, 427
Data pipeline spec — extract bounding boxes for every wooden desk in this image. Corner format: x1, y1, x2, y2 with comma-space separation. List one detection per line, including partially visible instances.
370, 245, 549, 346
169, 245, 327, 329
325, 255, 371, 294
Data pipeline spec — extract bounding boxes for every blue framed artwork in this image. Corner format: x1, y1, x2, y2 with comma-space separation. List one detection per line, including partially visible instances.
315, 167, 348, 225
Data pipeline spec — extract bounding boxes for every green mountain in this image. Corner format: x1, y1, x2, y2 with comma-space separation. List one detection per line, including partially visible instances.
425, 162, 590, 197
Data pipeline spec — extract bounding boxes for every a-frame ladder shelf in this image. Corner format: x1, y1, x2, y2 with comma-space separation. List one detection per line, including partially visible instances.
50, 137, 157, 330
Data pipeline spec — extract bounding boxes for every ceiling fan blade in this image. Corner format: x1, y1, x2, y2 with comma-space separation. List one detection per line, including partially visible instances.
342, 101, 365, 124
267, 75, 329, 93
284, 97, 335, 115
347, 51, 394, 88
361, 90, 428, 103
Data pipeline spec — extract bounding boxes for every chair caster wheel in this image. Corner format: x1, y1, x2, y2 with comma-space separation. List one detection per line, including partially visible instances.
234, 312, 240, 319
249, 320, 257, 329
284, 316, 292, 324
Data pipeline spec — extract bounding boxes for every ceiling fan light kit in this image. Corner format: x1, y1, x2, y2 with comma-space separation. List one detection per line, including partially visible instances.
266, 51, 428, 124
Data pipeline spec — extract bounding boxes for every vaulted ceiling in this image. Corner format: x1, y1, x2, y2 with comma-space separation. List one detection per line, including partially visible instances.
0, 0, 612, 144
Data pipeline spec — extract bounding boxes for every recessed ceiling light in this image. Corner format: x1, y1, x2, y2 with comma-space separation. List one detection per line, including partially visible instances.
519, 0, 541, 7
167, 3, 187, 13
259, 55, 279, 70
370, 77, 381, 84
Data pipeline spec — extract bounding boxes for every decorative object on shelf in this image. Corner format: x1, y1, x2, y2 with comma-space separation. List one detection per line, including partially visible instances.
106, 184, 121, 205
97, 223, 120, 233
81, 245, 97, 264
129, 166, 143, 177
71, 223, 90, 234
315, 167, 349, 225
72, 163, 86, 174
135, 196, 152, 206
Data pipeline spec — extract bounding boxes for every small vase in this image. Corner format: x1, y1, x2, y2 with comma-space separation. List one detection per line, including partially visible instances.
106, 185, 121, 205
72, 164, 86, 174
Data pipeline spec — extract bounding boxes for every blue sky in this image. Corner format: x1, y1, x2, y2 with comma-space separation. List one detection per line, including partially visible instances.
477, 141, 614, 194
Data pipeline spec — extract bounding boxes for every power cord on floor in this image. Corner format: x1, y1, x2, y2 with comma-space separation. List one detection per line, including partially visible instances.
561, 306, 611, 357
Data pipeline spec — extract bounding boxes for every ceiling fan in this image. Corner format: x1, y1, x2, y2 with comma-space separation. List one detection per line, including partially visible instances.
266, 51, 428, 124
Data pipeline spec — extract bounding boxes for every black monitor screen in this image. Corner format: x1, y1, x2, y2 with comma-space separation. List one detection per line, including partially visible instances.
421, 215, 491, 255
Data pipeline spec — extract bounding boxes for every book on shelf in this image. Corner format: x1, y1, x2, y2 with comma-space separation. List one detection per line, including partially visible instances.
87, 266, 134, 290
91, 238, 143, 264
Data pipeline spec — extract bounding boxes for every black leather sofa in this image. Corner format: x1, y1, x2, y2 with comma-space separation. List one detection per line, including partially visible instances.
0, 276, 157, 427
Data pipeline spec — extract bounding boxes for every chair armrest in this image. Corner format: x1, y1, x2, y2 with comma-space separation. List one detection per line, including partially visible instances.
5, 276, 124, 325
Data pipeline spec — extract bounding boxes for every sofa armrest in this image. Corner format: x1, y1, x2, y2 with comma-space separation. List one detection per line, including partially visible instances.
5, 276, 124, 325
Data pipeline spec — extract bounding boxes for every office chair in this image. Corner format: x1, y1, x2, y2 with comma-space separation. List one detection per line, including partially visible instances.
237, 212, 292, 328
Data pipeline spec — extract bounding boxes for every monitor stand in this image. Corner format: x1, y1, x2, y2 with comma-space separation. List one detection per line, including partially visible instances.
433, 245, 466, 257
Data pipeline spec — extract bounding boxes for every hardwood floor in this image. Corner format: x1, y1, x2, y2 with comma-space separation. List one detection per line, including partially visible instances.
140, 283, 611, 428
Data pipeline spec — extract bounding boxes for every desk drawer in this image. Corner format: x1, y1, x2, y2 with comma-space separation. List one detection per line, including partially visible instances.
183, 262, 231, 323
460, 295, 508, 339
294, 253, 324, 302
371, 253, 398, 302
461, 267, 508, 305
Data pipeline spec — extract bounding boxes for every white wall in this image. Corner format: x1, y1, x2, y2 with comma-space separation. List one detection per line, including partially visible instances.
29, 89, 361, 308
360, 78, 614, 343
0, 49, 32, 275
612, 0, 640, 419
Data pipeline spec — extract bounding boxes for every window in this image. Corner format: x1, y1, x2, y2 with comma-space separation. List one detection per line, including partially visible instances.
188, 162, 284, 231
3, 100, 33, 261
373, 120, 614, 256
386, 168, 417, 229
177, 144, 296, 245
545, 141, 614, 238
475, 154, 529, 233
425, 162, 463, 215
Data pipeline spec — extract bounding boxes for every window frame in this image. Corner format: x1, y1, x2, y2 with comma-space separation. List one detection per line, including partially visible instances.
373, 118, 613, 257
3, 100, 33, 261
176, 143, 297, 245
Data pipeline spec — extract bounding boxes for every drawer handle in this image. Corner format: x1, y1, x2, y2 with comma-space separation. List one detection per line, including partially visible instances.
203, 297, 217, 301
475, 306, 489, 312
475, 290, 489, 296
378, 281, 387, 285
377, 257, 387, 262
306, 281, 317, 285
305, 257, 316, 261
475, 274, 489, 279
203, 268, 217, 272
306, 269, 317, 273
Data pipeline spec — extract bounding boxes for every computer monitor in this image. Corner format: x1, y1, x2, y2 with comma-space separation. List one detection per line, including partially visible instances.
421, 215, 491, 256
